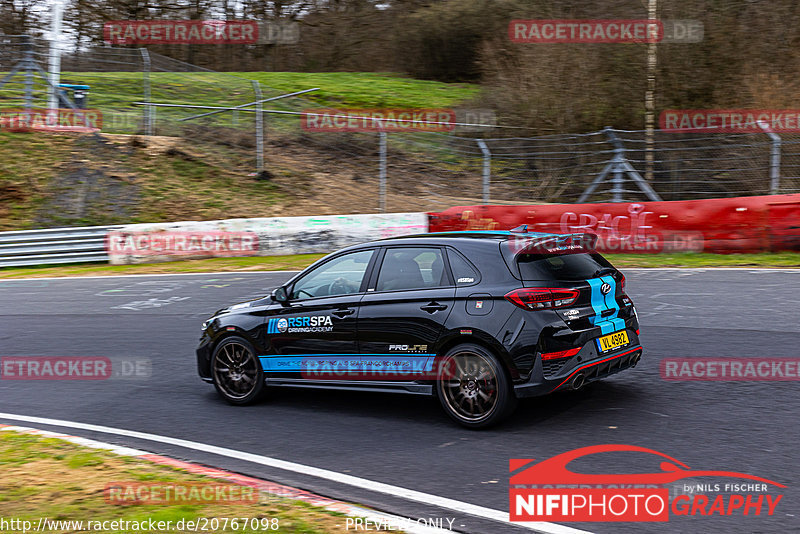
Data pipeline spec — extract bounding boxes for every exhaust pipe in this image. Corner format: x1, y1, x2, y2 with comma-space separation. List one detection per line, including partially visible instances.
571, 373, 586, 390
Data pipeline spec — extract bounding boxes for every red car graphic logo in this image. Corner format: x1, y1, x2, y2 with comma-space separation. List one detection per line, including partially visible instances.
510, 444, 785, 487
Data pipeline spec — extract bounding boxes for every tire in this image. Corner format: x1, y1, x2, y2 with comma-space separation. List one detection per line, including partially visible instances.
211, 336, 265, 405
435, 343, 517, 429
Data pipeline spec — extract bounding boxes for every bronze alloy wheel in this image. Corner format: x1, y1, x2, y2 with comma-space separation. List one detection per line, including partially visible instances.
436, 343, 516, 428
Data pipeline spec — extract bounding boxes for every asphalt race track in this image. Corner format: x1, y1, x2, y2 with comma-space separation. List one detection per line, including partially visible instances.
1, 269, 798, 534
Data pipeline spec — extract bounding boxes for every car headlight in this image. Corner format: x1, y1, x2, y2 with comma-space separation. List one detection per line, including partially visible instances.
201, 320, 210, 331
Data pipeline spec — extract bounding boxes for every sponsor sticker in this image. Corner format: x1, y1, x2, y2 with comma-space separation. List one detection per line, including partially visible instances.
388, 344, 428, 353
267, 315, 333, 334
506, 233, 598, 256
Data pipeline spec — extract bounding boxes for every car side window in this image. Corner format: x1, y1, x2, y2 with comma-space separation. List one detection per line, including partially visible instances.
376, 247, 448, 292
447, 248, 480, 285
291, 249, 374, 300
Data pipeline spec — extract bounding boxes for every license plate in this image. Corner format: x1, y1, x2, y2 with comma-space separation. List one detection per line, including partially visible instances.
596, 330, 629, 353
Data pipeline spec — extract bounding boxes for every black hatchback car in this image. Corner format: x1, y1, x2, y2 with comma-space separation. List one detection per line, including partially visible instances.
197, 229, 642, 428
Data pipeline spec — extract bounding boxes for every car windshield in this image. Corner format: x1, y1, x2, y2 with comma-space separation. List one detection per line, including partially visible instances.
291, 249, 374, 299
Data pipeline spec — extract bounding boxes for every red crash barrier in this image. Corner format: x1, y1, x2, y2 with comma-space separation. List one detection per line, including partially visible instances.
428, 194, 800, 253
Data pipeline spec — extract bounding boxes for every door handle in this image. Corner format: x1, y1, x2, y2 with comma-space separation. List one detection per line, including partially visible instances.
421, 302, 448, 313
332, 308, 355, 318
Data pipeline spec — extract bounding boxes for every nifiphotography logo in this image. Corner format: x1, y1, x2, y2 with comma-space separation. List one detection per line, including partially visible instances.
509, 445, 785, 522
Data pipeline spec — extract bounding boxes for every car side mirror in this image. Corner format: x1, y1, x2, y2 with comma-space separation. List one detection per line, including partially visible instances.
271, 286, 289, 303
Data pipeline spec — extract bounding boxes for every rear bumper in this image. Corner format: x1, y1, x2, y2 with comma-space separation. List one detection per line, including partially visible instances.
514, 343, 643, 398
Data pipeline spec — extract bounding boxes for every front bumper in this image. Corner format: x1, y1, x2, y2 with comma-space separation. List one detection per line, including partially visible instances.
196, 334, 213, 383
514, 332, 643, 398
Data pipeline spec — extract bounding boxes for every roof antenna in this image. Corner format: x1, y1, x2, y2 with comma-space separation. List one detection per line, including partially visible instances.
510, 225, 528, 233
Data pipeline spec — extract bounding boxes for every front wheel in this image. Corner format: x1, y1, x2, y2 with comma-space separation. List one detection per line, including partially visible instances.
435, 343, 517, 429
211, 336, 265, 405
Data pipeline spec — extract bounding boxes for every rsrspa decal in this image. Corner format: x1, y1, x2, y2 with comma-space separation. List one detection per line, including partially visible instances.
267, 315, 333, 334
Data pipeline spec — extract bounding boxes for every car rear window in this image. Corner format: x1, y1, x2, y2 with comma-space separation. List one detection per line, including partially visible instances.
513, 252, 612, 281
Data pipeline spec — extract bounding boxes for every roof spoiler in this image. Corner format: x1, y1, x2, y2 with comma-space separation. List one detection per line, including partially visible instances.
507, 232, 598, 255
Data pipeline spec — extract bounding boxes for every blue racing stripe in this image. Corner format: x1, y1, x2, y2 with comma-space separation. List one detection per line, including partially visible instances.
600, 275, 626, 332
258, 354, 435, 374
587, 278, 615, 334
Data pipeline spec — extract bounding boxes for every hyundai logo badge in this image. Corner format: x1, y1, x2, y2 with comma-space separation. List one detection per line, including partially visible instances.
600, 282, 612, 295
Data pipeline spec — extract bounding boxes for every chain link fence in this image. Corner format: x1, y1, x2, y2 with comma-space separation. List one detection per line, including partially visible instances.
2, 35, 799, 215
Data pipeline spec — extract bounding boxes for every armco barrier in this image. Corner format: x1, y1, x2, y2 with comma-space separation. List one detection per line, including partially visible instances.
0, 226, 118, 268
107, 213, 428, 264
428, 194, 800, 253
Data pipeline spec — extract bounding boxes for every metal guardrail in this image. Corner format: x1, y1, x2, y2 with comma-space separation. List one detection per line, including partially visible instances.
0, 226, 117, 268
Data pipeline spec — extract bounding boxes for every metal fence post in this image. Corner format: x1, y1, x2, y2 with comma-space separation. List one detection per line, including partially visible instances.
252, 80, 264, 173
23, 36, 33, 111
758, 120, 781, 194
477, 139, 491, 204
379, 132, 387, 213
47, 0, 65, 111
140, 49, 152, 136
608, 128, 624, 203
579, 127, 661, 203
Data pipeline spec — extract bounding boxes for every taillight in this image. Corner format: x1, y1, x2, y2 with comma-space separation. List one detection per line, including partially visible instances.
620, 274, 626, 293
541, 347, 581, 361
504, 288, 580, 310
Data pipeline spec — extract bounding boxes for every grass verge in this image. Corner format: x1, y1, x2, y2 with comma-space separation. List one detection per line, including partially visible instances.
1, 253, 799, 279
0, 254, 326, 279
0, 429, 358, 533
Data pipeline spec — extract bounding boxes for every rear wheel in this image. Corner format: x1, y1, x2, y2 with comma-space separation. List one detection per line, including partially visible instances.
211, 336, 264, 405
436, 343, 517, 428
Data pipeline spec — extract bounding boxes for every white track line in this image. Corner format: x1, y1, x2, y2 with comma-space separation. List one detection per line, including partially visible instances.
0, 412, 590, 534
0, 271, 300, 281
